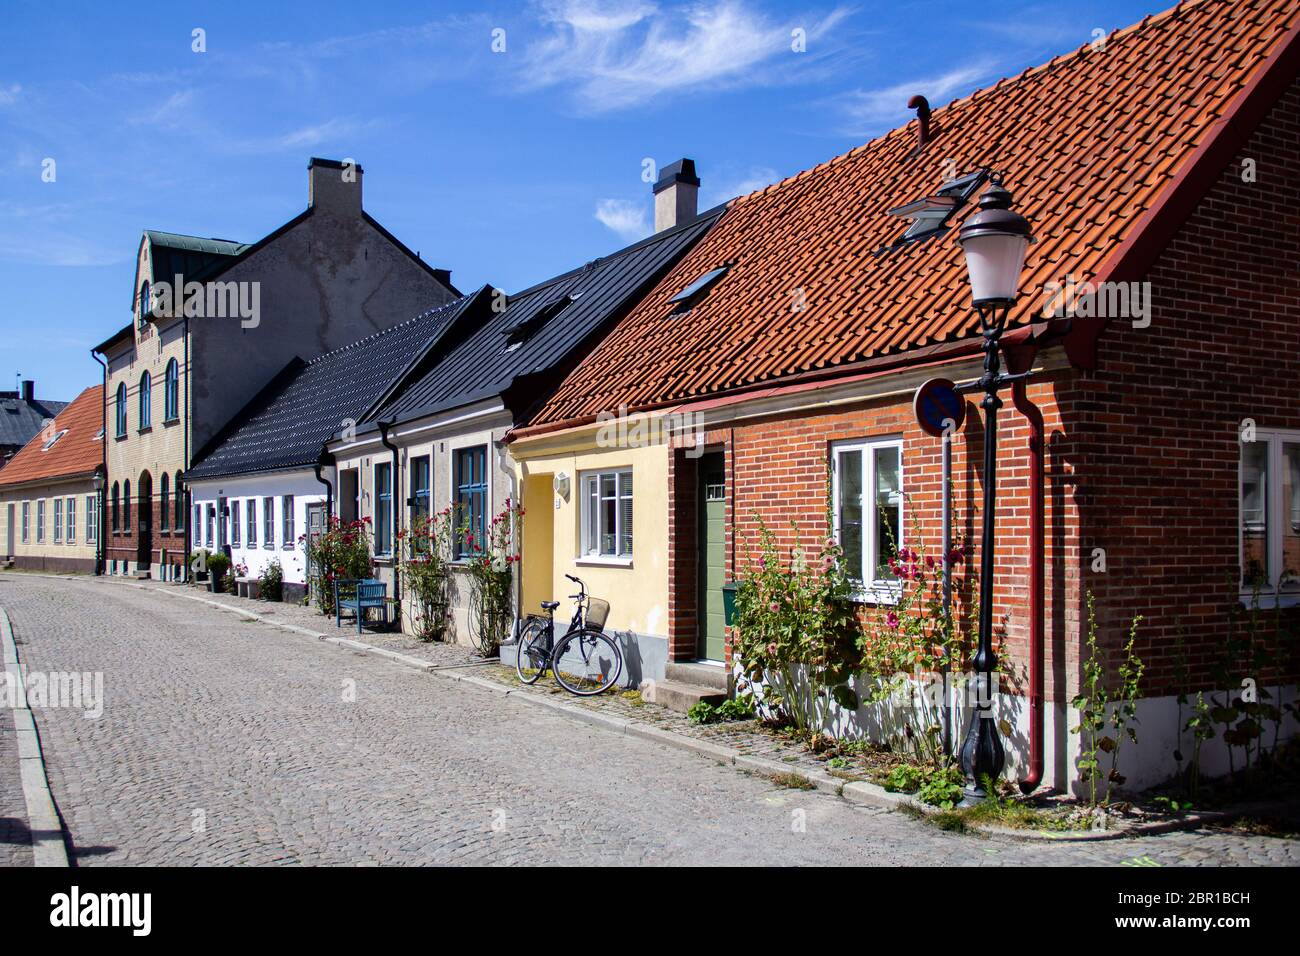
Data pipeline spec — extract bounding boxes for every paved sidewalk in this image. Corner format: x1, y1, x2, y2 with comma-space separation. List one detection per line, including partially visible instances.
2, 571, 1297, 866
0, 709, 33, 866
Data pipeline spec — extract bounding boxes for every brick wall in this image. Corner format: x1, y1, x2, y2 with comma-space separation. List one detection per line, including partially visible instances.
715, 374, 1078, 705
1061, 77, 1300, 695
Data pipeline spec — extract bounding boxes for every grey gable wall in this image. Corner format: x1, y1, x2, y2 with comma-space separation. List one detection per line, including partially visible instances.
190, 206, 456, 453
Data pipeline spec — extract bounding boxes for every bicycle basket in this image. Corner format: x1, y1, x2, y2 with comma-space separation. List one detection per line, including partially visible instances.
585, 597, 610, 632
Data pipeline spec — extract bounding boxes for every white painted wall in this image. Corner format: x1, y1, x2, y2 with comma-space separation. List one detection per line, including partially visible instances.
735, 665, 1300, 796
188, 470, 328, 584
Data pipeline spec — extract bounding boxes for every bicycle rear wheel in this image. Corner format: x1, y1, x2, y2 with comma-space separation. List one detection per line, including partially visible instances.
515, 617, 551, 685
552, 628, 623, 696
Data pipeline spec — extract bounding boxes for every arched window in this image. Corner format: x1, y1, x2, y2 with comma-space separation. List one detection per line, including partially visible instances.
111, 482, 120, 532
138, 372, 151, 430
164, 358, 179, 421
123, 479, 131, 533
115, 382, 127, 437
174, 471, 185, 530
138, 280, 151, 328
160, 473, 170, 532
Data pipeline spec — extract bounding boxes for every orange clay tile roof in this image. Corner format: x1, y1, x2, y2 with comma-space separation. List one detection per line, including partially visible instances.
524, 0, 1300, 430
0, 385, 104, 487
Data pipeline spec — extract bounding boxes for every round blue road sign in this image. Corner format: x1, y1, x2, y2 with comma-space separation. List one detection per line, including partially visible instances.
913, 377, 965, 438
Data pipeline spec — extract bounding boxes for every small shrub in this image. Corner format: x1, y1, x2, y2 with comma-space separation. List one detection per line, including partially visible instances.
687, 695, 756, 725
883, 764, 923, 793
258, 558, 283, 602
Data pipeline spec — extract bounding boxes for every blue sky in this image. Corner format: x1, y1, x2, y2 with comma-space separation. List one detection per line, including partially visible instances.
1, 0, 1161, 400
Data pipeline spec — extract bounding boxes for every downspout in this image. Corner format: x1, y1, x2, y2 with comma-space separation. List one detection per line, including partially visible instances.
182, 315, 191, 582
91, 350, 108, 575
314, 454, 335, 519
1006, 343, 1045, 794
314, 453, 334, 601
378, 421, 400, 615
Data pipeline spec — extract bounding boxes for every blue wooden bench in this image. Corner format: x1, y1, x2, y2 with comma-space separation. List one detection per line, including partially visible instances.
334, 578, 388, 633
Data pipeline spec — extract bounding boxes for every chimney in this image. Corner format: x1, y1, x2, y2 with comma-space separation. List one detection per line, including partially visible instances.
21, 380, 34, 403
308, 157, 363, 216
653, 158, 700, 233
908, 95, 932, 149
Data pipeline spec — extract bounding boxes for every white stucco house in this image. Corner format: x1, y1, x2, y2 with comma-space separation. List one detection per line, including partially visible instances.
185, 293, 483, 601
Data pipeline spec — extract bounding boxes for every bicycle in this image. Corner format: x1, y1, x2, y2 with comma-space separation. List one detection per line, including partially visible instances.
514, 574, 624, 696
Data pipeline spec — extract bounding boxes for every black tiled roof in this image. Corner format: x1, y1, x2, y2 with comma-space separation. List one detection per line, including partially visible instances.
186, 296, 477, 482
363, 207, 724, 431
0, 395, 70, 450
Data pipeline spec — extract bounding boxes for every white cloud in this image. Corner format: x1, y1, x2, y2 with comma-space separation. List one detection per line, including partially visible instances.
519, 0, 853, 113
0, 84, 22, 107
838, 60, 998, 134
594, 197, 650, 240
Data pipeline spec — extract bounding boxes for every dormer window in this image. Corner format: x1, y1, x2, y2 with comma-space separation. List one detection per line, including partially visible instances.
883, 169, 988, 248
41, 429, 68, 451
503, 292, 580, 351
669, 265, 729, 315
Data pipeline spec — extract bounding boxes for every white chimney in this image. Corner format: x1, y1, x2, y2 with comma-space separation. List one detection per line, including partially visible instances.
308, 157, 363, 216
653, 158, 700, 233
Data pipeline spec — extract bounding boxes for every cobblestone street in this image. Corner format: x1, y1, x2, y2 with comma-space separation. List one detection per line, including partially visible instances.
1, 572, 1297, 866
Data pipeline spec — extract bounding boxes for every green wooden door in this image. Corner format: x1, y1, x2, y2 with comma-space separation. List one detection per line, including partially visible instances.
697, 453, 726, 661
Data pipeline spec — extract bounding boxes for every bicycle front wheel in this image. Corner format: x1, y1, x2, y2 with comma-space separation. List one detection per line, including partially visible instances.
552, 628, 623, 696
515, 618, 550, 685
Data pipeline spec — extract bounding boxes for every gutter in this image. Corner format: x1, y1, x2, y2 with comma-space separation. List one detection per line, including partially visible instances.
378, 420, 400, 611
1005, 341, 1045, 795
313, 453, 334, 519
91, 350, 107, 576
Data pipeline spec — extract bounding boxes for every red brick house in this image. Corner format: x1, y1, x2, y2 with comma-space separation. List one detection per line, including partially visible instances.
512, 0, 1300, 794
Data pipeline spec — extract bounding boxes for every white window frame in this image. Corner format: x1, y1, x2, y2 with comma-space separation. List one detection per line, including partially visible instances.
66, 496, 75, 544
831, 436, 904, 604
282, 495, 295, 551
21, 501, 29, 543
53, 498, 62, 543
85, 495, 97, 543
36, 500, 45, 543
1240, 428, 1300, 608
263, 497, 275, 550
578, 467, 633, 565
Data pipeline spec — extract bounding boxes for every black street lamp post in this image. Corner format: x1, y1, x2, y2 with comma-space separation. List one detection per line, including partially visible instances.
956, 178, 1033, 801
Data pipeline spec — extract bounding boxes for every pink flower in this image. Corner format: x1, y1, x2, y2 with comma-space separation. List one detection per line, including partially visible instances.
925, 554, 935, 568
768, 601, 779, 613
886, 611, 900, 630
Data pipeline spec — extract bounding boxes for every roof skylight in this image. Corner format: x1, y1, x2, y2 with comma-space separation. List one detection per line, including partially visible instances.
669, 265, 729, 315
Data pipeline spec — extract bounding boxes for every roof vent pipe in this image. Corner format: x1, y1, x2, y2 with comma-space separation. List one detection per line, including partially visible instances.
21, 380, 34, 403
908, 95, 932, 148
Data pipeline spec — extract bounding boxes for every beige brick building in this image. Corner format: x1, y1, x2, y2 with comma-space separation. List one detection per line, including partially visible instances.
93, 158, 459, 578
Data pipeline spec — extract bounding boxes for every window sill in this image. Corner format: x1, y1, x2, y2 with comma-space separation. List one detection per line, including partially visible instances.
137, 426, 152, 435
848, 584, 902, 607
576, 556, 634, 568
163, 417, 180, 427
1239, 590, 1300, 610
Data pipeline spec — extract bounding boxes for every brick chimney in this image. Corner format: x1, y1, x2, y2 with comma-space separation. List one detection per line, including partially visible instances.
308, 157, 363, 216
653, 159, 700, 233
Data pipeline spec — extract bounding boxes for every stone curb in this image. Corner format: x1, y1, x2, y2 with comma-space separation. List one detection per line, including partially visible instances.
0, 606, 70, 867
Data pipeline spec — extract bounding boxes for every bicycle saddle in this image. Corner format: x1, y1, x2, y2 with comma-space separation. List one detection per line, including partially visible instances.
540, 600, 560, 610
